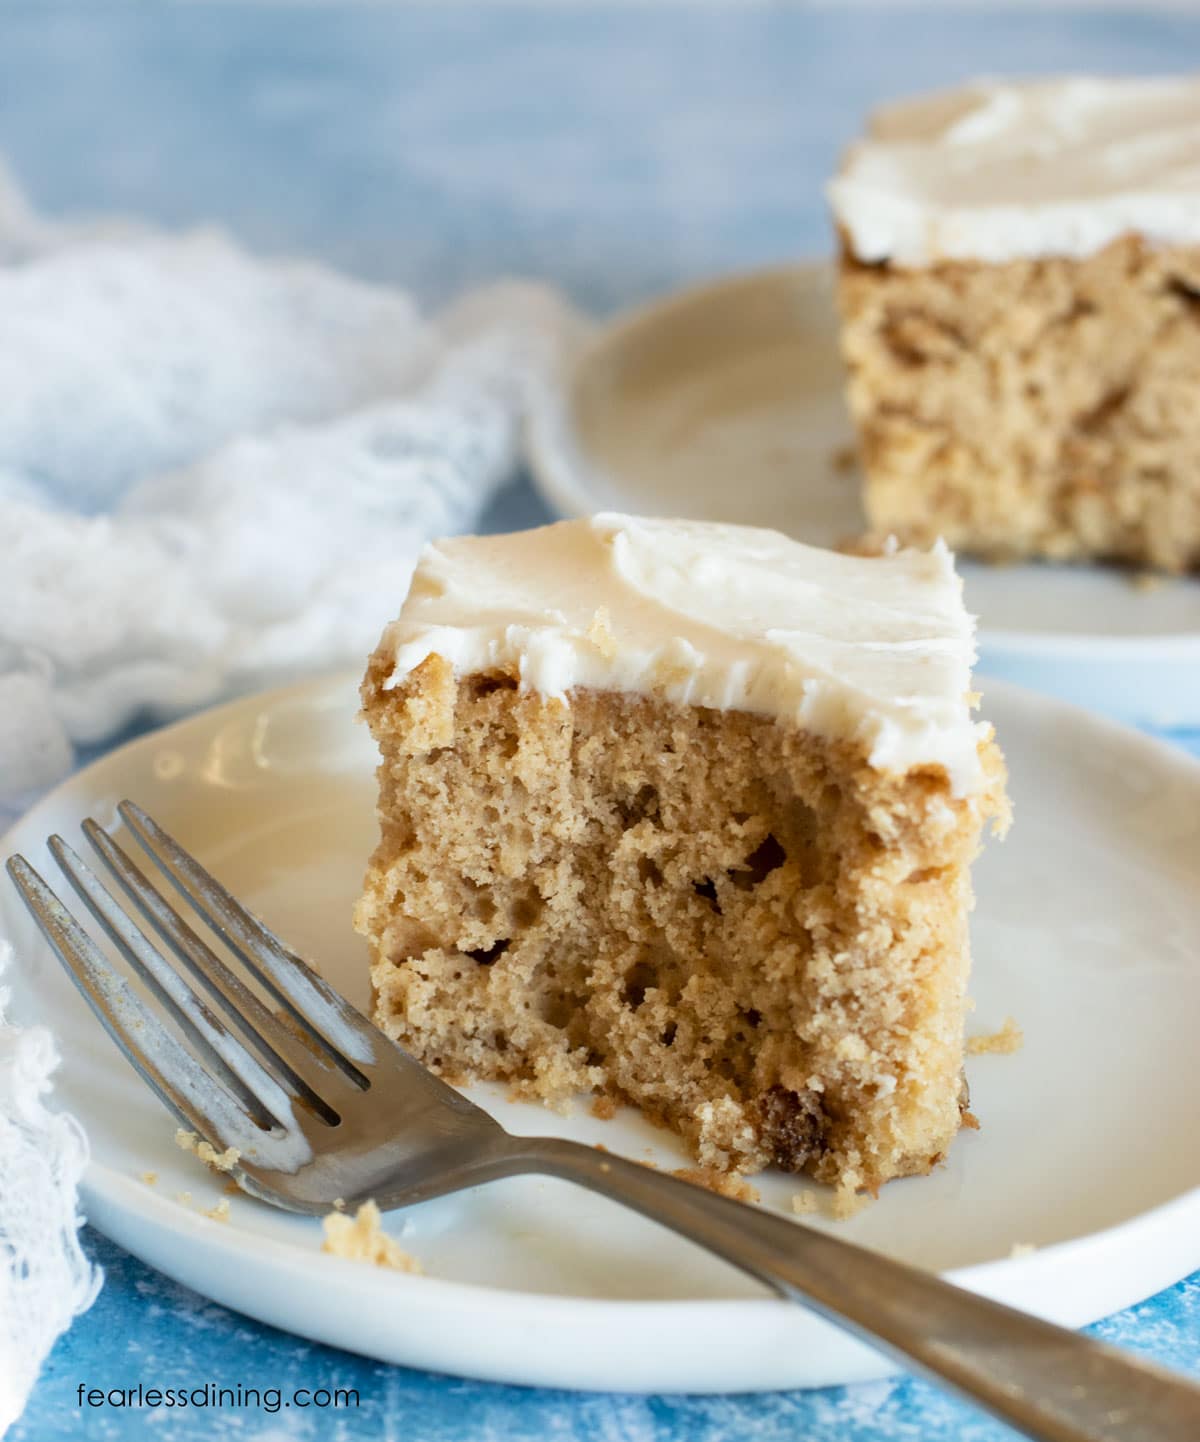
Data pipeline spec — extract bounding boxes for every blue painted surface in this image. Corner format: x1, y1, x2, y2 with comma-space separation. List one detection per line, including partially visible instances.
0, 4, 1197, 311
4, 5, 1200, 1438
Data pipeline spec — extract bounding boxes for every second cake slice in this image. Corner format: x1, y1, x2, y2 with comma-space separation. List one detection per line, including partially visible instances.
830, 76, 1200, 573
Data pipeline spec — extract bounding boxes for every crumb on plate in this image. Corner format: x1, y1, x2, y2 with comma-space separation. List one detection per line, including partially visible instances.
321, 1201, 422, 1274
175, 1128, 241, 1172
967, 1017, 1024, 1056
831, 1169, 875, 1221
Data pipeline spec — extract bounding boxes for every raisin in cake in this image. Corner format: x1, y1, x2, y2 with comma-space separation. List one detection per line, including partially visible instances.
830, 76, 1200, 573
355, 515, 1008, 1190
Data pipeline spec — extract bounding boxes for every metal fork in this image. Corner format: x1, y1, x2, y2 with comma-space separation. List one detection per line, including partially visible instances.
7, 801, 1199, 1442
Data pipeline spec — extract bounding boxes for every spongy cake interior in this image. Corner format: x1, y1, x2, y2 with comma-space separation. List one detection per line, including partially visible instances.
356, 652, 1006, 1189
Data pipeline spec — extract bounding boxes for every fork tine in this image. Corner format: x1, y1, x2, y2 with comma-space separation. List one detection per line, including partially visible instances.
81, 819, 344, 1122
120, 801, 377, 1074
49, 835, 295, 1131
6, 854, 275, 1160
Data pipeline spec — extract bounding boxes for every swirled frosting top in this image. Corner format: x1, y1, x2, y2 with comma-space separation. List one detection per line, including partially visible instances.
377, 514, 988, 794
829, 75, 1200, 266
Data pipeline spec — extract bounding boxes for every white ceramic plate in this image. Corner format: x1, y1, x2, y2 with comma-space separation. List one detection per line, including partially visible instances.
3, 673, 1200, 1393
526, 264, 1200, 729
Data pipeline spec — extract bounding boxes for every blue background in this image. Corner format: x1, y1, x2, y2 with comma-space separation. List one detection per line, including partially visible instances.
4, 5, 1199, 1438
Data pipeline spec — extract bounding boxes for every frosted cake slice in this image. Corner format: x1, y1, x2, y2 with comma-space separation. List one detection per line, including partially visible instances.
830, 76, 1200, 572
355, 515, 1008, 1190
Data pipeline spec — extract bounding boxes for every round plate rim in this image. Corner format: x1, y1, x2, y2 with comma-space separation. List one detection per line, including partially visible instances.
525, 259, 1200, 665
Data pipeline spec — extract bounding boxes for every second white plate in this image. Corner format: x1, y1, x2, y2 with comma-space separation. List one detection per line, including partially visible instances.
2, 673, 1199, 1391
527, 263, 1200, 728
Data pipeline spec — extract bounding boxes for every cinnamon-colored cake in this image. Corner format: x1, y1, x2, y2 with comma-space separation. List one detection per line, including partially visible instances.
830, 77, 1200, 573
355, 515, 1007, 1190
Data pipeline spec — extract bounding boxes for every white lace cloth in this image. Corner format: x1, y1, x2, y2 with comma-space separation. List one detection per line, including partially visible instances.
0, 157, 588, 1431
0, 943, 100, 1436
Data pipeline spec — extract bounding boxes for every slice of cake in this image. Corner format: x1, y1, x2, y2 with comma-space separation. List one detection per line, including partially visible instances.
829, 76, 1200, 573
355, 515, 1008, 1190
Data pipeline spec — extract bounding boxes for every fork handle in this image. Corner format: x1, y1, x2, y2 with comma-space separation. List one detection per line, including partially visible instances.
513, 1136, 1199, 1442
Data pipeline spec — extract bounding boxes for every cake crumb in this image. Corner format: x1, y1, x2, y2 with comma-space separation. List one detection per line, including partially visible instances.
321, 1201, 422, 1274
791, 1190, 819, 1216
332, 1197, 346, 1212
673, 1167, 760, 1204
140, 1171, 158, 1187
202, 1142, 241, 1172
652, 654, 697, 691
175, 1192, 193, 1206
590, 1095, 618, 1121
1130, 570, 1166, 593
967, 1017, 1023, 1056
836, 1188, 871, 1222
1009, 1241, 1037, 1259
586, 607, 618, 660
828, 1168, 875, 1221
829, 442, 858, 475
175, 1128, 241, 1173
205, 1198, 231, 1224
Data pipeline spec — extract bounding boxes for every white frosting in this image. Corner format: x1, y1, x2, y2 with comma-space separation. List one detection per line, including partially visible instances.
829, 75, 1200, 266
378, 514, 988, 794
